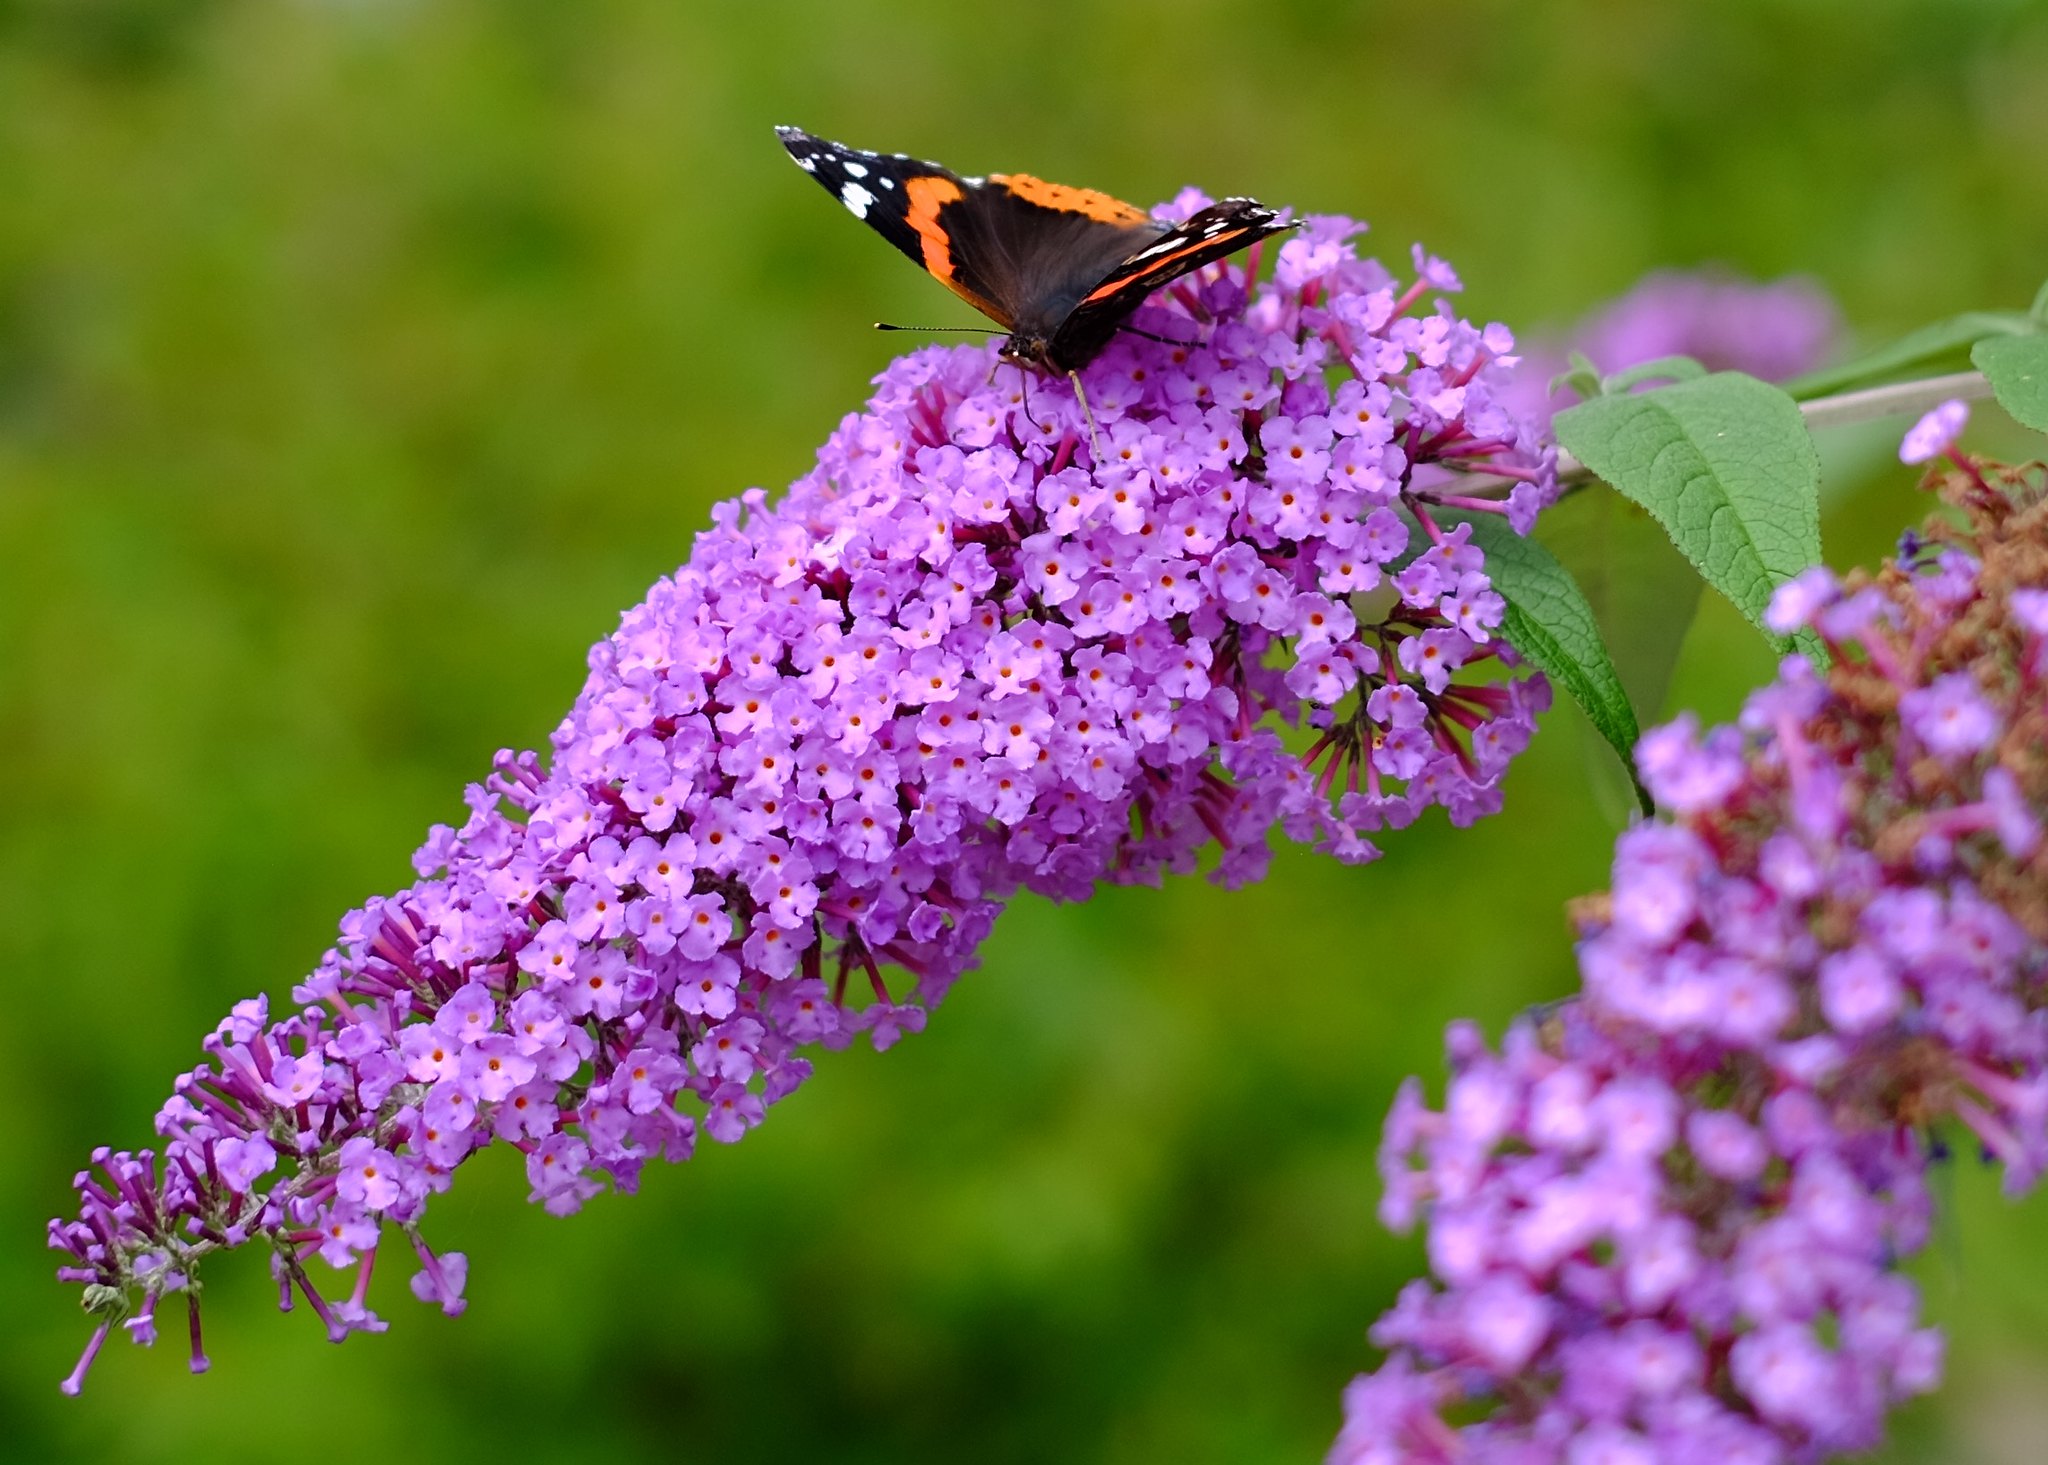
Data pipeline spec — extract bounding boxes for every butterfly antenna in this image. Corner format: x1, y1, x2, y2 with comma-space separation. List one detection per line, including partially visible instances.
1067, 372, 1104, 463
874, 323, 1006, 336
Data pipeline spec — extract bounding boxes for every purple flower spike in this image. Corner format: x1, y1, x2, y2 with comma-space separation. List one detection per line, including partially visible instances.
1899, 398, 1970, 464
1335, 465, 2048, 1462
1573, 269, 1841, 385
52, 201, 1558, 1391
1507, 269, 1841, 425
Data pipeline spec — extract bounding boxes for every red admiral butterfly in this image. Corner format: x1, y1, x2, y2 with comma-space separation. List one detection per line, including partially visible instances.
777, 126, 1293, 379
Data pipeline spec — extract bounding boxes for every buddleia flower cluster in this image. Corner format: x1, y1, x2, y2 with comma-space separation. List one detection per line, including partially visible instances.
51, 198, 1557, 1392
1334, 446, 2048, 1463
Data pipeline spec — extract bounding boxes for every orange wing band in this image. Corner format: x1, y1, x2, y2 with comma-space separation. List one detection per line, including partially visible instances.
990, 173, 1150, 226
1079, 227, 1252, 305
903, 175, 1004, 320
904, 175, 964, 278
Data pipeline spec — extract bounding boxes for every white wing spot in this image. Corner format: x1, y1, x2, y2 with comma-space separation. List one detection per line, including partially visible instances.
841, 182, 877, 218
878, 176, 896, 189
961, 175, 984, 187
842, 161, 868, 179
796, 155, 817, 173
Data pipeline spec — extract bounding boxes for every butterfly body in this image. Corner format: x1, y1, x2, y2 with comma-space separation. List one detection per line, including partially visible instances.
777, 127, 1292, 374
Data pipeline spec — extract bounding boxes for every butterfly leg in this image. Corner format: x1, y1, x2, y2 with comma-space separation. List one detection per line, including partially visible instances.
1117, 323, 1199, 349
1068, 371, 1104, 464
1011, 363, 1045, 436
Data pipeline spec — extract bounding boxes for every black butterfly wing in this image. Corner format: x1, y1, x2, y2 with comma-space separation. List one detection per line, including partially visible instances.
1046, 199, 1294, 370
777, 126, 1020, 328
779, 128, 1291, 374
779, 128, 1176, 345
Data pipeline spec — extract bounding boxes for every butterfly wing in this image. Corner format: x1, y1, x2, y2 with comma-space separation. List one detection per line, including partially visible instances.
779, 128, 1176, 349
1045, 199, 1294, 370
777, 126, 1018, 327
779, 128, 1292, 374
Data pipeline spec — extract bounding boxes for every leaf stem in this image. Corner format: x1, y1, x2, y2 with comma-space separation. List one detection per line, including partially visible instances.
1796, 369, 1994, 432
1455, 369, 1995, 498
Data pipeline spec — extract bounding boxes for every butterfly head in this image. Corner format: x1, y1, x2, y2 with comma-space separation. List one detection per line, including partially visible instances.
997, 331, 1059, 373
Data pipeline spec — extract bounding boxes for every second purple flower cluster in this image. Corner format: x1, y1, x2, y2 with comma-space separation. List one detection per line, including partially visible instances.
1334, 465, 2048, 1463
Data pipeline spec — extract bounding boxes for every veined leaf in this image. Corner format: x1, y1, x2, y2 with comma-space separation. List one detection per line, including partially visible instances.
1462, 514, 1643, 806
1554, 372, 1821, 649
1973, 334, 2048, 433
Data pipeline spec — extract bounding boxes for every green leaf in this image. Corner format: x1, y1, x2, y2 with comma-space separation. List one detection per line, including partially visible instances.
1973, 334, 2048, 433
1783, 310, 2034, 400
1601, 355, 1707, 395
1535, 484, 1703, 725
1462, 514, 1643, 804
1553, 372, 1821, 647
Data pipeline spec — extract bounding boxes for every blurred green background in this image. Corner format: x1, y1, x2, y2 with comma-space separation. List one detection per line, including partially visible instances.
6, 2, 2048, 1460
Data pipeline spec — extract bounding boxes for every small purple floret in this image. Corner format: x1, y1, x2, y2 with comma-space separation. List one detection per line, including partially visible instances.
1900, 671, 1998, 758
1899, 398, 1970, 464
